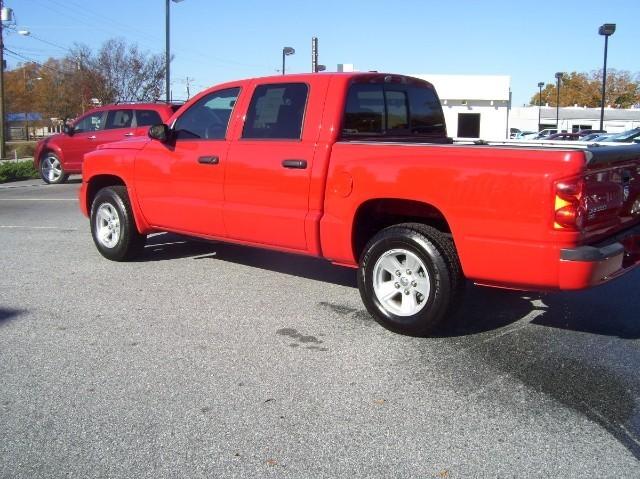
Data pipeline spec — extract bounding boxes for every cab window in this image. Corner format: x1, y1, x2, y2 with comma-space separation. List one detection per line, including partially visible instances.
135, 110, 163, 127
342, 81, 446, 140
74, 111, 107, 133
105, 109, 133, 130
242, 83, 308, 140
174, 87, 240, 140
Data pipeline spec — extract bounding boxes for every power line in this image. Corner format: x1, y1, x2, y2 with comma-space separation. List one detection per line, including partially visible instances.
4, 25, 74, 54
19, 0, 275, 71
3, 48, 77, 76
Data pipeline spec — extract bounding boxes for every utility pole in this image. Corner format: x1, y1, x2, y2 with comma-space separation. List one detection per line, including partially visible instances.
185, 76, 193, 100
165, 0, 170, 102
0, 0, 6, 159
312, 37, 318, 73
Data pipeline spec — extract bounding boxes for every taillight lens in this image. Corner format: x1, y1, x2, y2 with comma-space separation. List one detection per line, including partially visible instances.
554, 177, 584, 230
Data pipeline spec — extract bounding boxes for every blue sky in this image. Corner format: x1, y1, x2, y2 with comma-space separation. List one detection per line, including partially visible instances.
4, 0, 639, 106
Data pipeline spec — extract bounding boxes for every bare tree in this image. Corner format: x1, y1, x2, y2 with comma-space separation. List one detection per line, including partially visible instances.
88, 38, 165, 104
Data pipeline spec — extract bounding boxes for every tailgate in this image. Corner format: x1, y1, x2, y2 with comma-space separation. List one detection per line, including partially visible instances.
581, 144, 640, 240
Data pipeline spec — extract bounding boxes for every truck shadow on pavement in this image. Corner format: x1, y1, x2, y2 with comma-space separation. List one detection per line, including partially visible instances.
139, 232, 358, 288
0, 308, 24, 326
432, 275, 640, 460
440, 280, 640, 340
531, 271, 640, 339
138, 233, 217, 262
141, 234, 640, 338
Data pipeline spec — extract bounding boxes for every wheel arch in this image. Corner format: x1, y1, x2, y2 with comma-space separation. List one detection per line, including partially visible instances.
352, 198, 453, 263
36, 143, 65, 168
86, 174, 149, 234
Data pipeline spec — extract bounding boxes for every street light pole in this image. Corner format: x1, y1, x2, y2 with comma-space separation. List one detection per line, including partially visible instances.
282, 47, 295, 75
598, 23, 616, 131
165, 0, 184, 102
165, 0, 170, 102
555, 72, 563, 130
0, 0, 6, 159
537, 81, 544, 131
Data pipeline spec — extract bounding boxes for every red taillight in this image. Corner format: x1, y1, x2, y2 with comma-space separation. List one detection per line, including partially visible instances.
554, 177, 584, 230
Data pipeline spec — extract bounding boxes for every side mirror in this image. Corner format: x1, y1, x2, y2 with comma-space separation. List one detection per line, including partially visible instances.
63, 123, 74, 136
148, 123, 171, 143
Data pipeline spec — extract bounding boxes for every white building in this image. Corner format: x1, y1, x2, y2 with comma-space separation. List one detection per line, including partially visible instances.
339, 66, 640, 138
412, 74, 511, 140
509, 106, 640, 134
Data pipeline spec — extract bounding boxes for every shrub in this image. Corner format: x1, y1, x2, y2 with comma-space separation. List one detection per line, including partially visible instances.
6, 141, 37, 159
0, 160, 39, 183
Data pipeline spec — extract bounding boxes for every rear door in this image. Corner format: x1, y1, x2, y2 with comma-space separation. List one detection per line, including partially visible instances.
223, 81, 320, 250
133, 109, 165, 136
103, 108, 136, 143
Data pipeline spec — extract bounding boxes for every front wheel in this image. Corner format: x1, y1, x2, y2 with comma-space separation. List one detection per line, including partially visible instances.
90, 186, 145, 261
357, 223, 463, 336
39, 153, 69, 184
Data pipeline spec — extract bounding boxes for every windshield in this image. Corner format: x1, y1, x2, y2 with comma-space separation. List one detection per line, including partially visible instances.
610, 128, 640, 141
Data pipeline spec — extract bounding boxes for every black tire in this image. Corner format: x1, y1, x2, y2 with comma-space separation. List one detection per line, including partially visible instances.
90, 186, 145, 261
357, 223, 463, 336
39, 152, 69, 184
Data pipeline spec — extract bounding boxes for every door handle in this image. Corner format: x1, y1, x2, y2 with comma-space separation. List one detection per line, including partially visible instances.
124, 132, 134, 137
282, 159, 307, 169
88, 135, 97, 140
198, 156, 219, 165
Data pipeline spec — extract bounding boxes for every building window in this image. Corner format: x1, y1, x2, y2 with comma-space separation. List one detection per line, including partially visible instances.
457, 113, 481, 138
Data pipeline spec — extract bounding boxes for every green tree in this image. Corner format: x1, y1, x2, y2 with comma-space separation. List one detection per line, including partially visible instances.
530, 70, 640, 108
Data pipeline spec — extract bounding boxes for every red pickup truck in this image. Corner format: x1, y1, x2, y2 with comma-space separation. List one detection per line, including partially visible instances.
79, 73, 640, 336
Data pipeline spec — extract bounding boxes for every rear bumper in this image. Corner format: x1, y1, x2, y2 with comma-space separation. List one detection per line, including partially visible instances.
558, 223, 640, 289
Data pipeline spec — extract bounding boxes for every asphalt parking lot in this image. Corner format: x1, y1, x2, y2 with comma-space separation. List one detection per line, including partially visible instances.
1, 178, 640, 478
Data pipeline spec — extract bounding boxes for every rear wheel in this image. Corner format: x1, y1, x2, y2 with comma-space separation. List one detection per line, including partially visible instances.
358, 223, 463, 336
90, 186, 145, 261
39, 152, 69, 184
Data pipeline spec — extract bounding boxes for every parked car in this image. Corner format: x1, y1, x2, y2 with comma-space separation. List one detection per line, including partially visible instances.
518, 132, 540, 140
79, 72, 640, 336
34, 103, 180, 184
576, 129, 606, 137
544, 132, 581, 141
532, 128, 558, 139
513, 131, 536, 140
580, 133, 606, 142
590, 133, 617, 142
607, 127, 640, 143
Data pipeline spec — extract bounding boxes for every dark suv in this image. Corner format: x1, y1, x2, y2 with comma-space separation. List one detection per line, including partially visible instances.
34, 103, 180, 184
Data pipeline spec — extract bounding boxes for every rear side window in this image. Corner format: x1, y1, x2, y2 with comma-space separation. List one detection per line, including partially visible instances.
342, 82, 446, 140
343, 84, 384, 135
105, 109, 133, 129
242, 83, 308, 140
408, 87, 446, 135
135, 110, 163, 127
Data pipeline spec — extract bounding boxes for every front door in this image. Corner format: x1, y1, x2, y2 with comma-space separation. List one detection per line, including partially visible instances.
135, 87, 241, 237
63, 110, 107, 171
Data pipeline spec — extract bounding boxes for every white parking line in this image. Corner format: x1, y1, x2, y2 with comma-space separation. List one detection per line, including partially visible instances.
0, 225, 79, 230
0, 184, 44, 189
0, 198, 76, 201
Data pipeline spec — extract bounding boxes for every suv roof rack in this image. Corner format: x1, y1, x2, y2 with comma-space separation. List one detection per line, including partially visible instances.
113, 99, 185, 105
